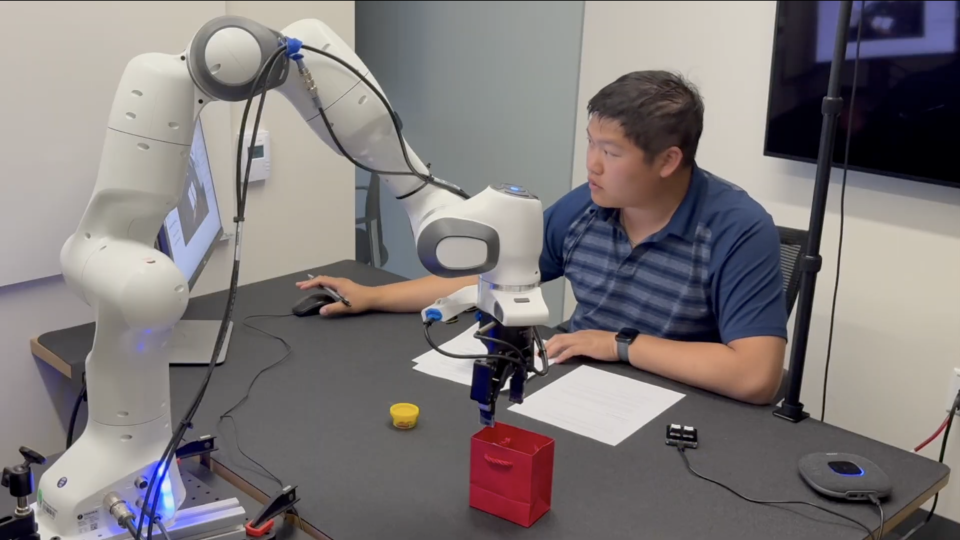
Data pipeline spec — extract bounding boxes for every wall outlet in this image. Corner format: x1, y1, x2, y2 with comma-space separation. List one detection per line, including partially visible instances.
948, 368, 960, 415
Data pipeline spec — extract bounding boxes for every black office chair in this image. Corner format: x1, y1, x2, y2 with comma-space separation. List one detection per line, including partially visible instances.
777, 225, 807, 318
356, 172, 388, 268
773, 225, 808, 404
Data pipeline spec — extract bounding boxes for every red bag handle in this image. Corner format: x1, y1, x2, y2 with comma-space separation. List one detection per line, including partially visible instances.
484, 454, 513, 468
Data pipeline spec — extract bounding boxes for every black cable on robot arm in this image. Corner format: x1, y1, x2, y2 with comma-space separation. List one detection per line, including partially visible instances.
299, 44, 470, 200
136, 44, 288, 540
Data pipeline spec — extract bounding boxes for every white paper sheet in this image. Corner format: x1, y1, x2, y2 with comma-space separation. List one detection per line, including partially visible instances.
508, 365, 685, 446
413, 355, 482, 386
412, 323, 550, 388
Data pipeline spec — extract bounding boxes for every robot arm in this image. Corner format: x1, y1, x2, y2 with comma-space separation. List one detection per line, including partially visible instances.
271, 17, 550, 422
188, 16, 549, 315
189, 16, 551, 415
43, 15, 548, 540
278, 19, 548, 326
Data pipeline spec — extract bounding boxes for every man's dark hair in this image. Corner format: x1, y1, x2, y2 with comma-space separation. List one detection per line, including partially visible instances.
587, 70, 704, 166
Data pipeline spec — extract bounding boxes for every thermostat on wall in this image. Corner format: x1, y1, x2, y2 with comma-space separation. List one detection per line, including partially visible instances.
239, 129, 271, 183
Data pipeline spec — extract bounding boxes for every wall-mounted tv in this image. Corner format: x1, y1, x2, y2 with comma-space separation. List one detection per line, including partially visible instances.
764, 1, 959, 189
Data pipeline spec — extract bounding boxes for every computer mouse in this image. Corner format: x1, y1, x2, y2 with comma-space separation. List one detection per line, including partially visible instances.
291, 291, 338, 317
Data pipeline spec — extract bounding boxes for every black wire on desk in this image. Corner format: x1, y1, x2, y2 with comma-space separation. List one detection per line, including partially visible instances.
877, 504, 885, 540
217, 314, 295, 487
821, 0, 865, 424
675, 446, 877, 540
867, 494, 884, 540
219, 416, 283, 488
218, 313, 305, 534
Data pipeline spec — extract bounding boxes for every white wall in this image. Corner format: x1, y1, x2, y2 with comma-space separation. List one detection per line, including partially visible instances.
571, 0, 960, 521
1, 1, 355, 463
0, 1, 225, 287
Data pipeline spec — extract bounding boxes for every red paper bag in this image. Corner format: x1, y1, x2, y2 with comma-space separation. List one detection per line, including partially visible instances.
469, 422, 555, 527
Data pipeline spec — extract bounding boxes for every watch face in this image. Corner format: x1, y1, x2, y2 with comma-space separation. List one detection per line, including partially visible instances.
617, 328, 640, 342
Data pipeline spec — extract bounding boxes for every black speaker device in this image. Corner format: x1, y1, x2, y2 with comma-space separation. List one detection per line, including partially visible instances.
798, 453, 892, 501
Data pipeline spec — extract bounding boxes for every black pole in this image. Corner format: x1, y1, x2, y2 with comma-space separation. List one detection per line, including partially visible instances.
773, 0, 853, 423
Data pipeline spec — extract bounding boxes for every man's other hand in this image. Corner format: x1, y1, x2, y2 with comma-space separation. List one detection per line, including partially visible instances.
295, 275, 376, 317
545, 330, 619, 364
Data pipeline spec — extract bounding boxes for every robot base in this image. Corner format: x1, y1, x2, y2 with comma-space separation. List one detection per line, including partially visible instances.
34, 471, 246, 540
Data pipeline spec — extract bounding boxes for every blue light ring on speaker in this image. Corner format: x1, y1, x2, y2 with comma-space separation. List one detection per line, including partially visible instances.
828, 460, 865, 477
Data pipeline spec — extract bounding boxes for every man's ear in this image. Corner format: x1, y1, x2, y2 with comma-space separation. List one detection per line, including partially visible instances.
657, 147, 684, 178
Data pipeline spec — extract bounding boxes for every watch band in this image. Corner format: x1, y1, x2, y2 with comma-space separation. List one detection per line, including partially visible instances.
617, 339, 631, 362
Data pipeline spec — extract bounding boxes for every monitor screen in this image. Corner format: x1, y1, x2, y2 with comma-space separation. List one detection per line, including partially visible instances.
764, 1, 960, 189
157, 120, 223, 289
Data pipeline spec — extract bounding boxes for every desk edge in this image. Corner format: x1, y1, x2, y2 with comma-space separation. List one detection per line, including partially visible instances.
208, 457, 332, 540
31, 336, 73, 379
869, 470, 950, 539
206, 459, 948, 540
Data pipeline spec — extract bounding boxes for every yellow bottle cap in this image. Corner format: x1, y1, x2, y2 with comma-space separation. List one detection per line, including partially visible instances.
390, 403, 420, 429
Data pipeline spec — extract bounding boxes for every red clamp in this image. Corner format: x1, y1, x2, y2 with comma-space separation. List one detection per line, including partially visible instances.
245, 518, 275, 538
245, 485, 299, 539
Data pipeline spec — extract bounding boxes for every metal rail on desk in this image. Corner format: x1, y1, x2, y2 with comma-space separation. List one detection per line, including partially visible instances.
183, 444, 328, 540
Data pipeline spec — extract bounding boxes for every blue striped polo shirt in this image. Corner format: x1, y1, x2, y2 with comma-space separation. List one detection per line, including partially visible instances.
540, 165, 788, 345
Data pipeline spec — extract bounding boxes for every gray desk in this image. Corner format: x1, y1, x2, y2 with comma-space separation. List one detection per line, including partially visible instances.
31, 260, 950, 540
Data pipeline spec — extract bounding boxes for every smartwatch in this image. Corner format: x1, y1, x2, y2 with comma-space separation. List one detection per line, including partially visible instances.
615, 328, 640, 362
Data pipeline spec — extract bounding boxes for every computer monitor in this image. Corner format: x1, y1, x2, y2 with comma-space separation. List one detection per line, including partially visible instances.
157, 119, 224, 291
764, 0, 960, 189
155, 119, 232, 366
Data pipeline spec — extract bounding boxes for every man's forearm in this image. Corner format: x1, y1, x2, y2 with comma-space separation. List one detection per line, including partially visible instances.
370, 275, 478, 313
627, 335, 783, 405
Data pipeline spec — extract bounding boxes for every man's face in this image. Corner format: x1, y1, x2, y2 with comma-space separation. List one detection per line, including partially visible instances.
585, 116, 666, 208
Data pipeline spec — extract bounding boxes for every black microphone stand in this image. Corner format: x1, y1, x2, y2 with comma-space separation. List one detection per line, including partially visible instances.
774, 0, 854, 423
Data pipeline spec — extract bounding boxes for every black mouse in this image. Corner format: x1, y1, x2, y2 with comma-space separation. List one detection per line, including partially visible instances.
291, 291, 338, 317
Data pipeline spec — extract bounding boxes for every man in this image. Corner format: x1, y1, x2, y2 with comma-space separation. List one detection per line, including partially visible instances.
297, 71, 788, 405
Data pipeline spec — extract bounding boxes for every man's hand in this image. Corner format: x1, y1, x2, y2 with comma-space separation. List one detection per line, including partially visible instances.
544, 330, 619, 364
296, 274, 477, 316
295, 275, 376, 317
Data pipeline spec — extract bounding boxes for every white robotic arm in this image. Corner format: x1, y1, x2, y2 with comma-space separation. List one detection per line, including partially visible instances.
39, 14, 549, 540
191, 17, 549, 322
272, 19, 549, 325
